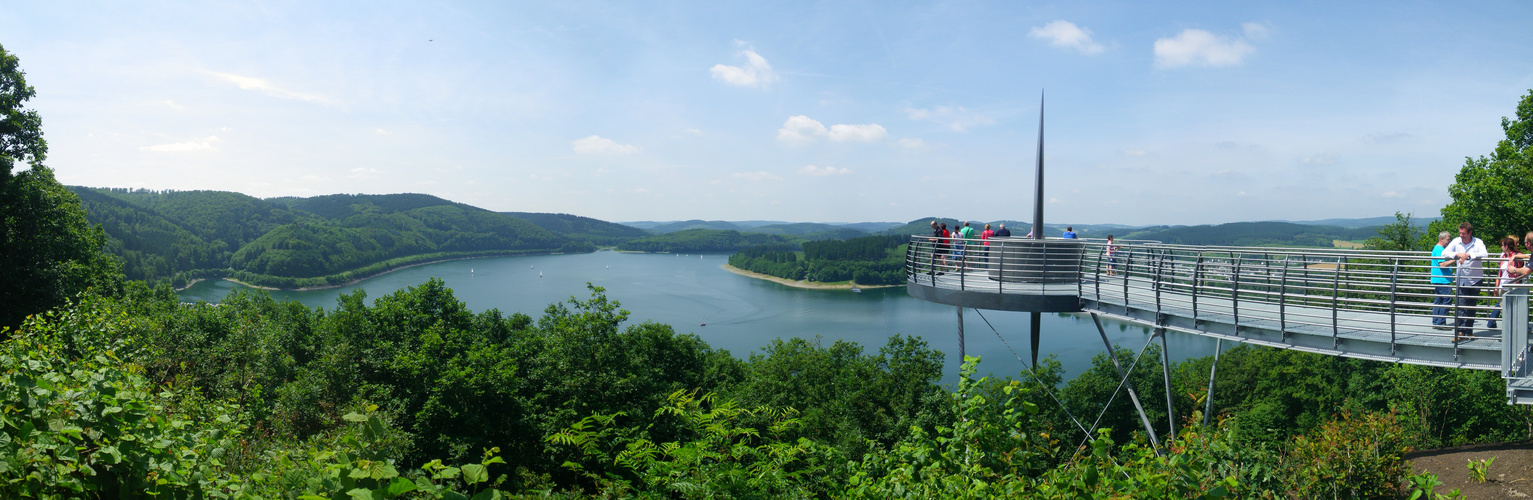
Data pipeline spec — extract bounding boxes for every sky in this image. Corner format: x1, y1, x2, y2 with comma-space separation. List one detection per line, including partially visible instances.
4, 1, 1532, 226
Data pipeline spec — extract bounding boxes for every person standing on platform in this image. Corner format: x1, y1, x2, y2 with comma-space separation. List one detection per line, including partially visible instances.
1442, 222, 1488, 340
1430, 231, 1453, 329
995, 223, 1011, 238
980, 223, 995, 263
1488, 235, 1524, 329
1062, 226, 1078, 239
931, 221, 948, 275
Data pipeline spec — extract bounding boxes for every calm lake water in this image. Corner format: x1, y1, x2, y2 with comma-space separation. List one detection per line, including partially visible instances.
178, 250, 1221, 386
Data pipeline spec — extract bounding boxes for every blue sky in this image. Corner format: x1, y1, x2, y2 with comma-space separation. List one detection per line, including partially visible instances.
5, 1, 1532, 225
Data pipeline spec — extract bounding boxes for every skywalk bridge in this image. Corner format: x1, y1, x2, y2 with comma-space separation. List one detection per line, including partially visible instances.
904, 236, 1533, 405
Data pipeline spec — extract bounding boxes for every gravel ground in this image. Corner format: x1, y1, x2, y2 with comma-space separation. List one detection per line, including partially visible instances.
1406, 441, 1533, 499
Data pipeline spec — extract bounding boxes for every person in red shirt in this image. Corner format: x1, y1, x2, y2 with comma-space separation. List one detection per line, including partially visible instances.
980, 223, 995, 264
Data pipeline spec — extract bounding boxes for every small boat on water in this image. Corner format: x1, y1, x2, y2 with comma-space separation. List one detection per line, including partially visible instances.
539, 271, 543, 277
851, 287, 862, 293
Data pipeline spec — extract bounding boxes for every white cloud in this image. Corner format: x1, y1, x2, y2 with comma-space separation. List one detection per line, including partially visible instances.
732, 171, 783, 182
1153, 28, 1257, 68
572, 135, 639, 155
375, 128, 392, 135
710, 45, 778, 89
799, 164, 851, 176
163, 100, 185, 111
1383, 191, 1404, 198
140, 136, 219, 152
900, 138, 926, 149
349, 167, 381, 179
777, 115, 828, 144
683, 128, 703, 136
1029, 20, 1105, 55
828, 123, 888, 142
203, 71, 330, 103
777, 115, 889, 143
903, 105, 994, 132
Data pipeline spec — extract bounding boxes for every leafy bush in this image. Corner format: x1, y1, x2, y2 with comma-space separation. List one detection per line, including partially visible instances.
1284, 410, 1411, 499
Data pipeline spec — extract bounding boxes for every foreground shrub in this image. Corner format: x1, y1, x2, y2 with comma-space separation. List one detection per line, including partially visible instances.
1284, 410, 1411, 499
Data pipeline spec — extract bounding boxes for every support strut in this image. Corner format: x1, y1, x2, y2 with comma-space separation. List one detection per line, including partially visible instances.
1203, 338, 1223, 426
1091, 312, 1161, 449
956, 306, 966, 362
1158, 328, 1176, 442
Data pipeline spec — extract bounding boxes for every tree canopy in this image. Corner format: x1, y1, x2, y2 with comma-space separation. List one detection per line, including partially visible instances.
1435, 89, 1533, 244
0, 44, 120, 331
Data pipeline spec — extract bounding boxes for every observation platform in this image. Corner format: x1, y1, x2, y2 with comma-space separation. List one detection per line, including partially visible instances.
905, 236, 1533, 404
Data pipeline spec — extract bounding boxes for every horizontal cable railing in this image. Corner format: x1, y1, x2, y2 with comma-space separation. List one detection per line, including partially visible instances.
907, 236, 1522, 345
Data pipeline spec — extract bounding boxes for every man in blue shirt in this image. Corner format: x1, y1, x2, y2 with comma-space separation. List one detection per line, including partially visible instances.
1429, 231, 1452, 329
1062, 226, 1077, 239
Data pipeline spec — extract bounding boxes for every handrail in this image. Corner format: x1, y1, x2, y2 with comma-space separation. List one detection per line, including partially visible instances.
906, 236, 1522, 348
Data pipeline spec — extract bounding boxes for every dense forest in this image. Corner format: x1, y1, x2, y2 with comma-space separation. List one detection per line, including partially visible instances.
615, 228, 793, 253
503, 211, 652, 246
67, 188, 602, 288
728, 235, 909, 285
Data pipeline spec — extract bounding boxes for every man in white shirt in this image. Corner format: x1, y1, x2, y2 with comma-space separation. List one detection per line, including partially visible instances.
1440, 222, 1489, 339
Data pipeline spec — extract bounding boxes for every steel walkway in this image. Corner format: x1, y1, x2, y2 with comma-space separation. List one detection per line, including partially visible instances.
904, 236, 1533, 404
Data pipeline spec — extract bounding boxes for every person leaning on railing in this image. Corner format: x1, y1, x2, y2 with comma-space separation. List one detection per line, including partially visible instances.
1442, 222, 1488, 340
1431, 231, 1453, 330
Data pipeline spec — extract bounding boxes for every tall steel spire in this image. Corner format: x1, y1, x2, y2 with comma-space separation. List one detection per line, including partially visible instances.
1032, 91, 1045, 240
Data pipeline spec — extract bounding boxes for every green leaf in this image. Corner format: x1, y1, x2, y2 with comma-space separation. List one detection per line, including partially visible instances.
342, 412, 369, 422
461, 463, 488, 485
470, 490, 503, 500
386, 477, 417, 496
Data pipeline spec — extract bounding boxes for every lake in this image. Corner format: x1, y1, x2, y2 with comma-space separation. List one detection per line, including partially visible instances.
178, 250, 1222, 386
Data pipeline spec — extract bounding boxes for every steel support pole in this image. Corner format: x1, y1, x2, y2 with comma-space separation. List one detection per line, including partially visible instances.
957, 306, 966, 363
1091, 312, 1161, 449
1203, 338, 1222, 427
1159, 328, 1176, 442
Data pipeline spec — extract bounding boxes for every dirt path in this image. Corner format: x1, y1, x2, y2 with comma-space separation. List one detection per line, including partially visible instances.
1407, 441, 1533, 498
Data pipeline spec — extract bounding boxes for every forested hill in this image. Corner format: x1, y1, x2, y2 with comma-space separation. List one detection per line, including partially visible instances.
1119, 221, 1379, 247
503, 211, 651, 245
68, 188, 594, 288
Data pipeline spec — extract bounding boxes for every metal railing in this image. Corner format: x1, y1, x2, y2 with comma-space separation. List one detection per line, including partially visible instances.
907, 236, 1520, 345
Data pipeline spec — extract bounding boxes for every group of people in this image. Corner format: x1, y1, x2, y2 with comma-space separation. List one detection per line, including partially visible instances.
927, 220, 1011, 273
1430, 222, 1531, 340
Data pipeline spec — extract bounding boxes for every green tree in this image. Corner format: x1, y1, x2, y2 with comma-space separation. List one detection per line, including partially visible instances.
0, 43, 121, 331
1364, 212, 1422, 251
1437, 89, 1533, 243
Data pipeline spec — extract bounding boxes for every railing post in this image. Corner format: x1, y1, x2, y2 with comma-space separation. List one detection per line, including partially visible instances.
1193, 254, 1203, 321
1332, 257, 1345, 348
1154, 249, 1164, 320
960, 239, 966, 291
1279, 257, 1289, 339
1232, 253, 1242, 329
1389, 257, 1399, 355
1123, 248, 1132, 308
997, 241, 1004, 294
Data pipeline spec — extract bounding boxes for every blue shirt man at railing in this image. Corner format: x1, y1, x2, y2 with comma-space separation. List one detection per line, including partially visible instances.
1431, 231, 1453, 329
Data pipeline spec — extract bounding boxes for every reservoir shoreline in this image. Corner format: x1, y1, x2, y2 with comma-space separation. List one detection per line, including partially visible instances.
721, 264, 902, 290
